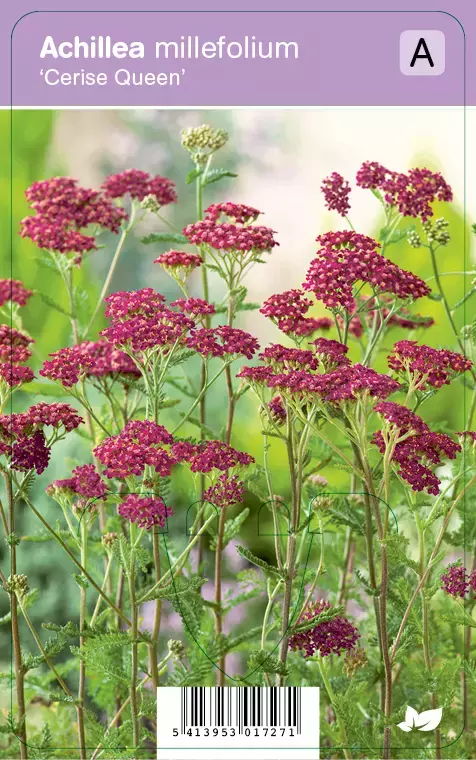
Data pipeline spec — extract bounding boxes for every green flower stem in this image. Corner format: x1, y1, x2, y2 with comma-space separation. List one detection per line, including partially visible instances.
90, 674, 150, 760
317, 655, 351, 760
137, 511, 217, 604
298, 517, 325, 620
261, 580, 282, 650
391, 476, 476, 661
90, 553, 113, 626
128, 522, 140, 748
429, 242, 476, 384
214, 290, 237, 686
4, 473, 28, 759
24, 495, 135, 629
261, 580, 282, 687
0, 497, 8, 535
263, 432, 284, 571
16, 596, 72, 698
55, 259, 79, 344
417, 515, 442, 759
195, 157, 212, 572
148, 529, 162, 691
277, 417, 302, 686
362, 459, 392, 760
171, 362, 230, 435
77, 518, 87, 760
85, 203, 137, 336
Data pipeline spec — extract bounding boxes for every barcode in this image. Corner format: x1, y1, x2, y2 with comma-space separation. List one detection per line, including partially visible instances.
180, 687, 301, 735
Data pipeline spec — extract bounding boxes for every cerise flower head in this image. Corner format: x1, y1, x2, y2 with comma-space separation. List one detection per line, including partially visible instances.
41, 341, 140, 388
93, 420, 175, 480
118, 494, 173, 530
372, 415, 461, 495
102, 169, 177, 205
356, 162, 452, 221
0, 279, 33, 308
441, 562, 469, 598
321, 172, 351, 217
203, 474, 245, 509
20, 177, 127, 260
303, 231, 430, 312
205, 202, 261, 225
388, 340, 472, 389
289, 599, 360, 658
260, 289, 332, 339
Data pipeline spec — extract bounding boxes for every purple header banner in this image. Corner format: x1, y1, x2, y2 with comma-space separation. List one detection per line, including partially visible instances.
11, 11, 465, 108
10, 10, 466, 107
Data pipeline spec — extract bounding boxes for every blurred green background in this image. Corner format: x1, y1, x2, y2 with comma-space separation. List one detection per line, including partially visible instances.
0, 108, 473, 675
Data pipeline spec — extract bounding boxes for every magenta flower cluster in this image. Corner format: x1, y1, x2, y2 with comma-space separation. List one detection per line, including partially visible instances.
441, 562, 476, 598
266, 364, 400, 404
289, 600, 360, 658
312, 337, 351, 369
101, 291, 194, 354
388, 340, 472, 389
0, 326, 34, 364
203, 474, 245, 509
183, 219, 278, 253
356, 162, 453, 221
182, 440, 254, 474
259, 289, 332, 338
374, 401, 430, 435
101, 169, 177, 205
20, 177, 127, 258
259, 344, 319, 371
41, 340, 140, 387
321, 172, 351, 217
118, 493, 173, 530
93, 420, 175, 479
204, 202, 261, 224
0, 326, 35, 387
0, 279, 33, 308
186, 326, 259, 359
171, 298, 216, 318
0, 403, 83, 474
154, 250, 203, 271
52, 464, 108, 500
303, 231, 430, 312
372, 406, 461, 495
267, 396, 287, 425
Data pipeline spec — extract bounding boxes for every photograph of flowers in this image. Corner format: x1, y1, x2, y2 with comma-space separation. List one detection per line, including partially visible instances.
0, 108, 474, 759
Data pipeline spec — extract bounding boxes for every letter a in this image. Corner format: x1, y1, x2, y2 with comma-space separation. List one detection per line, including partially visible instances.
410, 38, 434, 68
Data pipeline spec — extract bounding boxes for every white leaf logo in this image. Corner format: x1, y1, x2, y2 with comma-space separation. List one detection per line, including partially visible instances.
397, 706, 442, 732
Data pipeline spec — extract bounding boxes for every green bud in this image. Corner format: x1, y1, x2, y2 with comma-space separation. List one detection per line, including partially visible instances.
343, 646, 367, 677
102, 531, 119, 549
181, 124, 228, 162
311, 496, 334, 513
140, 194, 161, 214
6, 533, 20, 547
425, 217, 450, 246
7, 574, 29, 597
407, 230, 421, 248
168, 639, 187, 660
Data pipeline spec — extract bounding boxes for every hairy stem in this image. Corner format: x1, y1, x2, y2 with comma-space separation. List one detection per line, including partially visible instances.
4, 473, 28, 759
392, 477, 475, 660
86, 204, 136, 335
214, 293, 236, 685
429, 243, 476, 384
148, 529, 162, 692
128, 524, 140, 748
317, 656, 351, 760
77, 519, 87, 760
24, 495, 133, 628
277, 418, 301, 685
